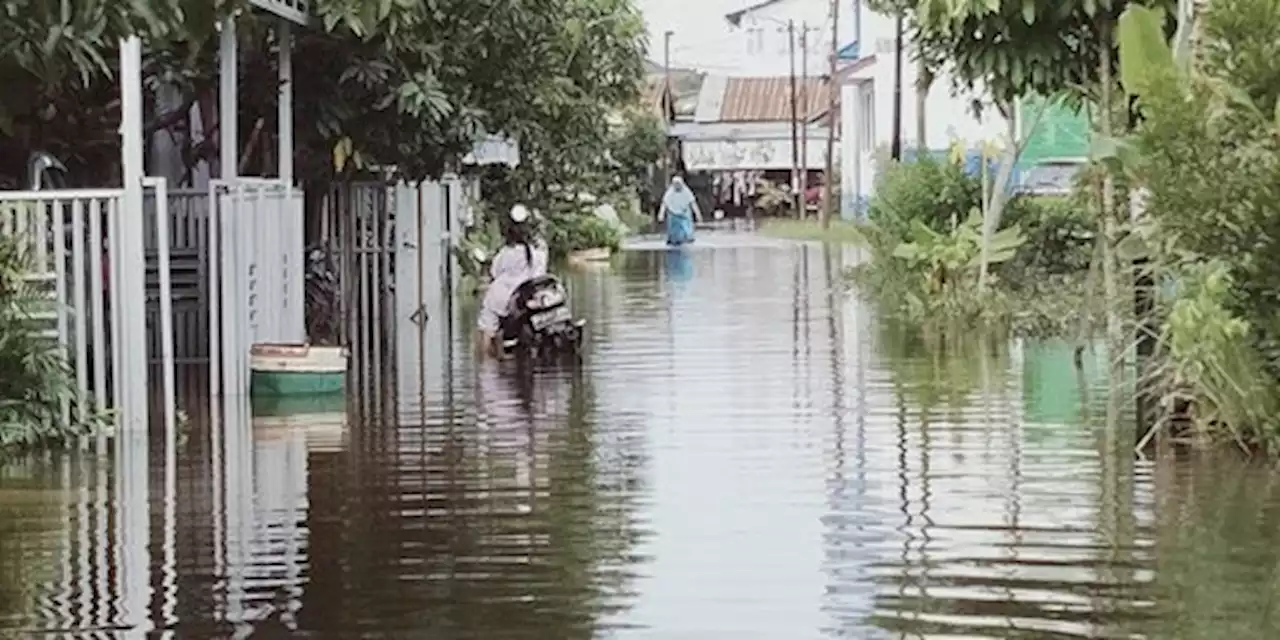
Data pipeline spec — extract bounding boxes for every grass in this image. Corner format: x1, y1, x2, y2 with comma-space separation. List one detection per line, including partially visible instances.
758, 218, 866, 245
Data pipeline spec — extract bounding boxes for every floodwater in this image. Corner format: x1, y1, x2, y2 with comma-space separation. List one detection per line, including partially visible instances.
4, 233, 1280, 638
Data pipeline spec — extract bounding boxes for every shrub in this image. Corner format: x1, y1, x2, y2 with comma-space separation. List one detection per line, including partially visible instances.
1128, 0, 1280, 448
999, 195, 1095, 281
545, 212, 623, 258
0, 235, 104, 452
868, 154, 980, 242
866, 154, 1079, 261
1156, 261, 1280, 451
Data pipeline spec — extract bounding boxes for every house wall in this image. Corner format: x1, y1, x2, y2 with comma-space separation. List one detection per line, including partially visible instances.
638, 0, 853, 77
838, 4, 1008, 218
854, 10, 1007, 151
731, 0, 860, 77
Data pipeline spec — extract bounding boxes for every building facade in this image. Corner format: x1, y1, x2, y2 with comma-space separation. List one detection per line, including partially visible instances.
638, 0, 1007, 219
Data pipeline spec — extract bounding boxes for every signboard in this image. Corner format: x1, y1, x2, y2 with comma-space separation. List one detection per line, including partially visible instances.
683, 138, 834, 171
463, 135, 520, 167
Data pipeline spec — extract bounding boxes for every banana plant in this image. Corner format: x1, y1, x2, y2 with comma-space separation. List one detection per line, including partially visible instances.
975, 97, 1051, 292
893, 208, 1025, 294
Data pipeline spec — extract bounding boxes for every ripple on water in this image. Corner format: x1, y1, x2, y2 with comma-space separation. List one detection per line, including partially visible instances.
5, 235, 1280, 638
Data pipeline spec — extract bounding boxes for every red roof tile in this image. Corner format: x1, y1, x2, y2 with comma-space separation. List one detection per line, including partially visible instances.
719, 76, 828, 122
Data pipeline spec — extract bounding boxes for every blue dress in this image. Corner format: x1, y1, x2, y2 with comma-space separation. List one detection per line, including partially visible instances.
665, 210, 695, 246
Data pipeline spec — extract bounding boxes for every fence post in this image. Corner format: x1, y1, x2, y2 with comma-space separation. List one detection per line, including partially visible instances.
117, 34, 153, 635
119, 36, 150, 432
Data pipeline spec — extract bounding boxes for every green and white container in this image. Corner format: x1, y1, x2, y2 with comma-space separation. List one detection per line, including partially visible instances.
249, 343, 348, 397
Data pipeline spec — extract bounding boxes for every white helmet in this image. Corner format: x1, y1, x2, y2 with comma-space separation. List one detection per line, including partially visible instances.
509, 204, 531, 223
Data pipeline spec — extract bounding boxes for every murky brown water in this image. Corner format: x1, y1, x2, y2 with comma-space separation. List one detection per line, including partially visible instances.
4, 234, 1280, 638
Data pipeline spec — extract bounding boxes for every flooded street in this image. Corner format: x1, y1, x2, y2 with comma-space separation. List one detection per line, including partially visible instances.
4, 234, 1280, 638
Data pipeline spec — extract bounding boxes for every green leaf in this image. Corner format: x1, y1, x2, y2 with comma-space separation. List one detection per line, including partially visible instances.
1114, 231, 1150, 261
1117, 4, 1173, 98
1088, 133, 1140, 172
893, 242, 922, 261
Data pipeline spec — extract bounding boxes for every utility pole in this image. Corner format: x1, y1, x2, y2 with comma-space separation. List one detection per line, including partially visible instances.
663, 30, 673, 93
663, 30, 674, 186
788, 19, 801, 217
890, 12, 904, 161
823, 0, 840, 227
799, 23, 809, 219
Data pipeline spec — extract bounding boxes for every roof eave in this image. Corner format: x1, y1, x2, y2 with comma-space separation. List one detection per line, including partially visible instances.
724, 0, 788, 27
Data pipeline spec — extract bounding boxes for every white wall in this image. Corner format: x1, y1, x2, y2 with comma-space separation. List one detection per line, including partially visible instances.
637, 0, 855, 77
836, 6, 1007, 218
733, 0, 860, 77
852, 9, 1007, 152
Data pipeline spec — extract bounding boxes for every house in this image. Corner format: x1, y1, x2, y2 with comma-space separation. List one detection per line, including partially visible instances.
672, 75, 834, 217
637, 0, 851, 77
677, 75, 829, 170
693, 0, 1003, 218
837, 7, 1010, 218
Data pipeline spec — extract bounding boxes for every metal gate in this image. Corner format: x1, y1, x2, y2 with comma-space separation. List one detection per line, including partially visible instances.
319, 177, 467, 418
206, 178, 306, 397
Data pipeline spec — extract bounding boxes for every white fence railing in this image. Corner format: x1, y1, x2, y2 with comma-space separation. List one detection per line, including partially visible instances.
0, 182, 176, 435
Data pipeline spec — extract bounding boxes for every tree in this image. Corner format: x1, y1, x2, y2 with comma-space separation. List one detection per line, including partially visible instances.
0, 0, 649, 186
301, 0, 648, 182
888, 0, 1175, 359
0, 0, 224, 185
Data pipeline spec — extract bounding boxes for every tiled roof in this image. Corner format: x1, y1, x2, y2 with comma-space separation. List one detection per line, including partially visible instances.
719, 76, 829, 122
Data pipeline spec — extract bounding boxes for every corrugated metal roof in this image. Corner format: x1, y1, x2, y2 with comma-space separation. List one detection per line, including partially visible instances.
719, 76, 828, 122
642, 77, 668, 114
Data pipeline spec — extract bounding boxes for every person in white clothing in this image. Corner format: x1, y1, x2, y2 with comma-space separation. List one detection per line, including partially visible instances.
476, 204, 548, 356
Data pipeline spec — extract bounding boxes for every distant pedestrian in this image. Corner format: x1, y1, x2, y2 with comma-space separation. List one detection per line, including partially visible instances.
658, 175, 701, 246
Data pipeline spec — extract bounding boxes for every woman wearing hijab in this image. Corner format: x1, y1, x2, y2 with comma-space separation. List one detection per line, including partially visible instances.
658, 175, 702, 246
476, 204, 549, 356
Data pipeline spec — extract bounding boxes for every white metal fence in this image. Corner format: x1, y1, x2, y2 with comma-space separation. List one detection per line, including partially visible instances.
0, 181, 176, 438
207, 178, 306, 398
144, 187, 211, 360
316, 177, 470, 418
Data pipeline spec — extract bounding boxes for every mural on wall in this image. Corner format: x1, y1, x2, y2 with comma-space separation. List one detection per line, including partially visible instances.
685, 139, 781, 170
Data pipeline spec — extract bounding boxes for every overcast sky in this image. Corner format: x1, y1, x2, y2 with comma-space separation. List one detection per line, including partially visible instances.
633, 0, 749, 70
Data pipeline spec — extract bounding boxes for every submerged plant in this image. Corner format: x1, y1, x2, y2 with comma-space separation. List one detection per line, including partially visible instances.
1143, 261, 1280, 452
0, 234, 105, 451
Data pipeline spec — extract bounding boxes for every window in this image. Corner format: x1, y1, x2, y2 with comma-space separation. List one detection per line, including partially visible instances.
860, 86, 875, 152
745, 27, 765, 55
777, 26, 790, 55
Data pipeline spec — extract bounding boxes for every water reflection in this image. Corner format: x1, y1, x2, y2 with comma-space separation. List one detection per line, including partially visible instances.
5, 234, 1280, 638
663, 247, 694, 288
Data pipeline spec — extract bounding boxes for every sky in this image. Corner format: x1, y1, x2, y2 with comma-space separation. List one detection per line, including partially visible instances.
632, 0, 751, 70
